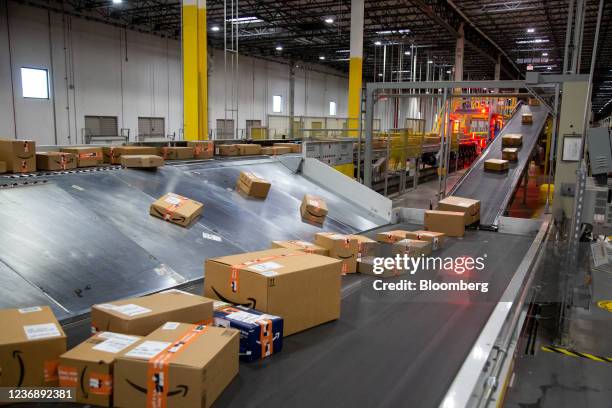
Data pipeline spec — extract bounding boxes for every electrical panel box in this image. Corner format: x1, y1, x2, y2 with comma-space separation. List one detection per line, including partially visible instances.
587, 127, 612, 175
582, 177, 612, 235
303, 140, 353, 167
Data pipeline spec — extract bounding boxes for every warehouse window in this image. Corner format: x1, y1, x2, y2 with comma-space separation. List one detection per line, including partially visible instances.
329, 101, 337, 116
21, 67, 49, 99
272, 95, 283, 113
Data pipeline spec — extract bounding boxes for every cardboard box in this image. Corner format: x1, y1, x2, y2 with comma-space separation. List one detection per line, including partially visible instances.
375, 230, 409, 243
528, 98, 541, 106
357, 257, 405, 278
522, 113, 533, 125
271, 240, 329, 256
188, 141, 214, 159
424, 210, 465, 237
214, 305, 282, 362
314, 232, 359, 274
204, 248, 342, 336
91, 290, 213, 336
300, 194, 328, 225
236, 171, 271, 199
393, 239, 432, 257
59, 332, 142, 406
61, 147, 104, 167
0, 161, 6, 173
149, 192, 204, 227
159, 146, 195, 160
501, 134, 523, 147
502, 148, 519, 162
261, 146, 292, 155
437, 196, 481, 226
350, 234, 380, 258
235, 144, 262, 156
114, 323, 239, 408
0, 306, 67, 387
405, 230, 446, 251
0, 139, 36, 173
484, 159, 509, 172
217, 144, 239, 156
36, 152, 77, 171
121, 154, 164, 168
103, 146, 158, 164
273, 143, 301, 153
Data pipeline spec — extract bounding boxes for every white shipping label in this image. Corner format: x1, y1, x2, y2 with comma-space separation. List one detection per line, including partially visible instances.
124, 341, 171, 359
249, 261, 282, 273
308, 199, 320, 208
162, 322, 180, 330
96, 303, 117, 310
295, 241, 313, 246
18, 306, 42, 314
23, 323, 61, 340
225, 311, 268, 325
213, 301, 230, 310
164, 195, 182, 205
112, 304, 152, 317
202, 232, 222, 242
93, 334, 140, 354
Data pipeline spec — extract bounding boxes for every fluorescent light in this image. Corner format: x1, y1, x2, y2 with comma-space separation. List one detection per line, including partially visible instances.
211, 26, 220, 32
428, 60, 433, 64
325, 17, 334, 24
374, 41, 382, 46
542, 52, 548, 56
112, 0, 122, 4
336, 49, 350, 53
376, 29, 410, 35
404, 51, 411, 55
516, 38, 549, 44
227, 16, 263, 24
319, 56, 325, 60
446, 70, 451, 74
378, 73, 383, 77
275, 45, 283, 51
527, 28, 535, 33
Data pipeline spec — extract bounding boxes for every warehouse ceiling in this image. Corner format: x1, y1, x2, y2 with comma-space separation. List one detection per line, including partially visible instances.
19, 0, 612, 118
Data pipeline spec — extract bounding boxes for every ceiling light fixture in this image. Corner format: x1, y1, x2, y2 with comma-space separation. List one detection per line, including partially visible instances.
112, 0, 122, 4
227, 16, 263, 24
428, 60, 433, 64
275, 45, 283, 51
404, 51, 411, 55
542, 52, 548, 56
527, 28, 535, 33
211, 25, 220, 32
325, 17, 334, 24
374, 41, 382, 46
319, 56, 326, 60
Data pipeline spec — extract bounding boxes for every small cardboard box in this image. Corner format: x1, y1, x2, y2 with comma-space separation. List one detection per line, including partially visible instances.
502, 148, 519, 162
150, 192, 204, 227
300, 194, 328, 225
375, 230, 409, 243
522, 113, 533, 125
236, 171, 271, 199
0, 161, 6, 173
90, 290, 213, 336
437, 196, 481, 226
0, 306, 67, 387
271, 240, 329, 256
204, 248, 342, 336
121, 154, 164, 168
273, 143, 301, 153
314, 232, 359, 274
236, 144, 262, 156
0, 139, 36, 173
528, 98, 541, 106
114, 323, 239, 408
393, 239, 432, 257
501, 134, 523, 147
218, 144, 239, 156
261, 146, 292, 155
358, 257, 405, 278
159, 146, 195, 160
103, 146, 158, 164
350, 234, 380, 259
405, 231, 446, 251
484, 159, 509, 172
214, 305, 283, 362
36, 152, 77, 171
61, 147, 104, 167
424, 210, 465, 237
188, 141, 214, 159
58, 332, 142, 406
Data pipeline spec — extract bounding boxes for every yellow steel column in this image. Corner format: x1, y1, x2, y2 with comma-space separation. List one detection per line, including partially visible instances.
182, 0, 199, 141
197, 0, 208, 140
347, 0, 364, 135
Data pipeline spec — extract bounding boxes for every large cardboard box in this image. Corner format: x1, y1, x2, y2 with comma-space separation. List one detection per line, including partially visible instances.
204, 248, 342, 336
0, 139, 36, 173
214, 305, 282, 362
91, 291, 213, 336
393, 239, 432, 257
314, 232, 359, 274
0, 306, 67, 387
36, 152, 77, 171
236, 144, 262, 156
261, 146, 292, 155
217, 144, 239, 156
484, 159, 509, 172
300, 194, 328, 225
58, 332, 142, 406
103, 146, 158, 164
0, 161, 6, 173
405, 231, 446, 251
350, 234, 379, 259
502, 134, 523, 147
273, 143, 301, 153
121, 154, 164, 168
150, 192, 203, 227
159, 146, 195, 160
114, 323, 239, 408
236, 171, 271, 199
424, 210, 465, 237
502, 147, 519, 162
188, 141, 214, 159
61, 147, 104, 167
522, 113, 533, 125
437, 196, 481, 225
271, 240, 329, 256
375, 230, 409, 243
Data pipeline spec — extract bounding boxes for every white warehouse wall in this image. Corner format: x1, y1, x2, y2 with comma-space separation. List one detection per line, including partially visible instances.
0, 0, 349, 144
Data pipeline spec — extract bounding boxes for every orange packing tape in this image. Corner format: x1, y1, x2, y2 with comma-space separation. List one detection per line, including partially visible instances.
58, 365, 78, 387
23, 141, 30, 153
161, 147, 169, 159
89, 373, 112, 396
60, 154, 67, 170
341, 261, 348, 275
228, 252, 307, 293
21, 160, 27, 171
258, 319, 273, 359
44, 360, 59, 383
162, 196, 187, 222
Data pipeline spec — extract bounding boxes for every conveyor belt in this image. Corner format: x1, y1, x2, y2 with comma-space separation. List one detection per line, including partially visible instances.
449, 103, 549, 226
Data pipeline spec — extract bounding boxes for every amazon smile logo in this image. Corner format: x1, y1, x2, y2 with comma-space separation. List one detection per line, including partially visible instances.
211, 286, 257, 309
13, 350, 25, 387
125, 379, 189, 397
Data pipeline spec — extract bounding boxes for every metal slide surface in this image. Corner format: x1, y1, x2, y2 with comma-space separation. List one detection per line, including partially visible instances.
449, 103, 549, 226
0, 157, 386, 320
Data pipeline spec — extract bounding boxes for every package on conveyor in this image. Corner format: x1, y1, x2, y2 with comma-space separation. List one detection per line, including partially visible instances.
149, 192, 203, 227
314, 232, 359, 274
236, 171, 271, 199
261, 146, 292, 155
217, 144, 239, 156
271, 240, 329, 255
502, 148, 519, 162
120, 154, 164, 168
204, 248, 342, 336
273, 142, 301, 153
501, 134, 523, 147
58, 332, 142, 406
300, 194, 328, 226
375, 230, 409, 243
405, 231, 446, 251
90, 290, 213, 336
350, 234, 379, 258
522, 113, 533, 125
357, 256, 406, 278
0, 139, 36, 173
113, 323, 238, 408
0, 161, 6, 173
214, 305, 283, 362
236, 143, 262, 156
36, 151, 77, 171
188, 140, 214, 159
0, 306, 67, 387
159, 146, 195, 160
102, 146, 158, 164
424, 210, 465, 237
484, 158, 510, 172
61, 146, 104, 167
528, 98, 541, 106
436, 196, 481, 226
393, 239, 432, 257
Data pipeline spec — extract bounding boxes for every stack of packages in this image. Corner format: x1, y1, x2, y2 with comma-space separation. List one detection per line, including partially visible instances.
422, 196, 481, 238
501, 133, 522, 162
188, 140, 214, 159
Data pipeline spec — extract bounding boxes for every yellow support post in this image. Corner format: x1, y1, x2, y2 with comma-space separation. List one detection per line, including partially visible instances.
347, 0, 364, 135
197, 0, 208, 140
182, 0, 199, 141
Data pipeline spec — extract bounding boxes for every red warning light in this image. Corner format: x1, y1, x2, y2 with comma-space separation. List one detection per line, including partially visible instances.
481, 108, 486, 114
